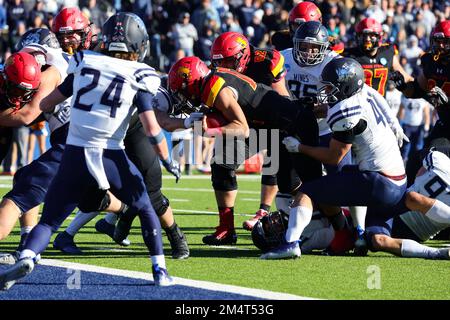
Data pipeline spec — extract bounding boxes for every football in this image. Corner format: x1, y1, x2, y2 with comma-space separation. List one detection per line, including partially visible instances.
205, 112, 229, 128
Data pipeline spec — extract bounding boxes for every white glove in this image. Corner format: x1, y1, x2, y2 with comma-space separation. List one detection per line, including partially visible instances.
183, 112, 204, 129
282, 136, 301, 153
390, 122, 409, 148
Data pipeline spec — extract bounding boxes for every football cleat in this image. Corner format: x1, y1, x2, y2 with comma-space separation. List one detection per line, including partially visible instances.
96, 218, 131, 246
242, 209, 268, 231
353, 226, 368, 257
260, 241, 301, 260
0, 258, 34, 290
166, 225, 190, 259
202, 226, 237, 246
0, 252, 17, 265
53, 231, 83, 255
152, 265, 175, 287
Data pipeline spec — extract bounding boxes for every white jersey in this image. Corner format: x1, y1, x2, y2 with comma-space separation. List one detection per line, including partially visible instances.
400, 150, 450, 241
282, 49, 341, 136
400, 95, 428, 126
22, 44, 72, 133
385, 88, 402, 116
326, 84, 404, 174
66, 50, 160, 149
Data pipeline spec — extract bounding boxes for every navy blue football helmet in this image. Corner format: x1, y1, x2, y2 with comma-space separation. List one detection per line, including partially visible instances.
101, 12, 149, 62
252, 211, 289, 253
293, 20, 329, 66
16, 28, 60, 52
318, 57, 365, 104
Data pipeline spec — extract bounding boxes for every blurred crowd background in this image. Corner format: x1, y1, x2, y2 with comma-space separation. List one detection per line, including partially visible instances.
0, 0, 448, 174
0, 0, 449, 75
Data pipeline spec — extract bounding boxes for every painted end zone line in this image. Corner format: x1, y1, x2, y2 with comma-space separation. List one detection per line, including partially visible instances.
38, 259, 316, 300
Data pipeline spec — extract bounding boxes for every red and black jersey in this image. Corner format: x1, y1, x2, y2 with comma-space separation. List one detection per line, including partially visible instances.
421, 52, 450, 124
270, 30, 292, 52
201, 67, 268, 115
343, 44, 396, 97
200, 67, 319, 146
245, 46, 286, 86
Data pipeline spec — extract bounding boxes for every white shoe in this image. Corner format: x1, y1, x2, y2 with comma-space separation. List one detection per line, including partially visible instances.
260, 242, 301, 260
0, 253, 18, 265
0, 258, 35, 290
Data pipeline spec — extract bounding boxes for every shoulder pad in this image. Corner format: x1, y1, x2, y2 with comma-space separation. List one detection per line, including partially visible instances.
327, 103, 362, 132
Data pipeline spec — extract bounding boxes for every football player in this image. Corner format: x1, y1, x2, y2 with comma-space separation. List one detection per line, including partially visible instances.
47, 7, 191, 260
263, 58, 409, 259
391, 20, 450, 182
270, 1, 322, 51
342, 17, 413, 98
168, 56, 323, 245
370, 147, 450, 259
51, 7, 94, 55
205, 31, 288, 241
0, 12, 176, 290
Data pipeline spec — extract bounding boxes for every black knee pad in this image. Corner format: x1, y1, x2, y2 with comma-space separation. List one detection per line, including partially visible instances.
149, 189, 170, 217
211, 163, 237, 191
78, 188, 110, 212
261, 174, 277, 186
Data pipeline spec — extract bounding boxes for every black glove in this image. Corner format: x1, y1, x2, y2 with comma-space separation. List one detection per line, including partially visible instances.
162, 158, 181, 183
389, 71, 406, 91
425, 86, 448, 109
297, 96, 318, 108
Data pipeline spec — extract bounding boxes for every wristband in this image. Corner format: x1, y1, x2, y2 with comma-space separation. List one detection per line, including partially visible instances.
148, 131, 165, 145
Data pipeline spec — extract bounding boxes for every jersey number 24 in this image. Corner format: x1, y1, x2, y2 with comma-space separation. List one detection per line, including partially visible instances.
73, 67, 125, 118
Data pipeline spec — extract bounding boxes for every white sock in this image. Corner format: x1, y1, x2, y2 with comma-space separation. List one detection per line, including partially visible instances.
275, 192, 292, 214
400, 239, 443, 259
20, 226, 34, 236
285, 206, 313, 243
425, 199, 450, 224
19, 249, 36, 260
66, 211, 99, 236
151, 255, 166, 269
349, 206, 367, 229
104, 212, 118, 225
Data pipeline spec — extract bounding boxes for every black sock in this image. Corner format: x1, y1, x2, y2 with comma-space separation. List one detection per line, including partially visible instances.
259, 203, 271, 212
329, 211, 348, 231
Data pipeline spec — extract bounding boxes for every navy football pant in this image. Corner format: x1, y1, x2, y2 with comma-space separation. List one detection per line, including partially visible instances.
4, 124, 68, 213
24, 145, 163, 256
299, 165, 407, 248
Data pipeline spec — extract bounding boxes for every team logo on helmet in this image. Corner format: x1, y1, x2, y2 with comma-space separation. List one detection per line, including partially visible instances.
236, 37, 247, 49
336, 62, 357, 82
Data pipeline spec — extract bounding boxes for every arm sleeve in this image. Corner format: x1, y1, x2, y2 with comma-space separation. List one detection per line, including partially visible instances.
57, 73, 74, 97
135, 90, 155, 114
332, 119, 367, 144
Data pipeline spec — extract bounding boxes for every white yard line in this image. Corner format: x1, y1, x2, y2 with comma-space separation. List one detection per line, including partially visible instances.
38, 259, 316, 300
163, 187, 259, 195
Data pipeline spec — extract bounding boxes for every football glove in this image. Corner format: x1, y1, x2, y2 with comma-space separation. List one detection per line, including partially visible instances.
162, 159, 181, 183
389, 71, 406, 91
183, 112, 204, 129
390, 121, 409, 148
282, 136, 301, 153
425, 86, 448, 109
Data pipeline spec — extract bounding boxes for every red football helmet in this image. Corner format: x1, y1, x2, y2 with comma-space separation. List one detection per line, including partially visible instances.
288, 1, 322, 35
52, 7, 93, 54
168, 57, 211, 112
210, 32, 251, 73
355, 17, 383, 52
1, 52, 41, 109
430, 20, 450, 58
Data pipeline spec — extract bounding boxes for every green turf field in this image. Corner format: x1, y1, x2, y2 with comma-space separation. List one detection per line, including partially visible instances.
0, 174, 449, 300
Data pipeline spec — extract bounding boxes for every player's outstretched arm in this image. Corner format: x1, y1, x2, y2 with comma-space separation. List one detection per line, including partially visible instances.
40, 72, 72, 113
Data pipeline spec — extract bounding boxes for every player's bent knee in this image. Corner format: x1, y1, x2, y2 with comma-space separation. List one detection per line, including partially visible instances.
78, 188, 110, 212
211, 164, 237, 191
149, 190, 170, 217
